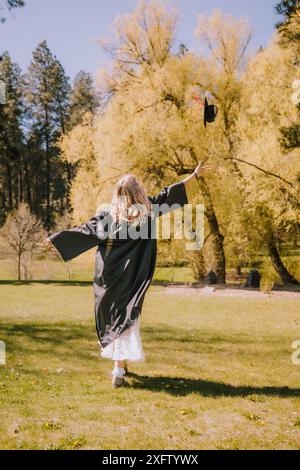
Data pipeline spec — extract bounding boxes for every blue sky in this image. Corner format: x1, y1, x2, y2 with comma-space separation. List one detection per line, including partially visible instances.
1, 0, 281, 81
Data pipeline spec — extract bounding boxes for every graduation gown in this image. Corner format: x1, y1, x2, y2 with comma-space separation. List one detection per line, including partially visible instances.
49, 180, 188, 349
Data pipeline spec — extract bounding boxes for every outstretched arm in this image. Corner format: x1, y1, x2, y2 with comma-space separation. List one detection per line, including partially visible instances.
149, 161, 213, 217
42, 210, 110, 262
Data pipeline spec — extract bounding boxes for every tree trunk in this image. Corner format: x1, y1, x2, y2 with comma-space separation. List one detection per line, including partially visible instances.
17, 252, 21, 281
45, 106, 51, 230
235, 264, 242, 276
267, 236, 299, 285
19, 159, 23, 203
6, 160, 13, 210
198, 179, 226, 283
24, 159, 32, 210
60, 107, 72, 210
65, 162, 72, 210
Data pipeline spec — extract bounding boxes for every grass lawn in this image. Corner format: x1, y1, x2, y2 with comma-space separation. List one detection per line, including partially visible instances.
0, 282, 300, 450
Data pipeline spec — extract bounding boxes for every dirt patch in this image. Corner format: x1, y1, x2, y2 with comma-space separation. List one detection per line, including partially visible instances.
162, 285, 300, 299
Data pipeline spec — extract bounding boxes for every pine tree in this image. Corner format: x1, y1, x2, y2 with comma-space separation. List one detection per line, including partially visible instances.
69, 71, 99, 128
275, 0, 300, 47
0, 51, 24, 223
23, 40, 71, 229
0, 0, 25, 23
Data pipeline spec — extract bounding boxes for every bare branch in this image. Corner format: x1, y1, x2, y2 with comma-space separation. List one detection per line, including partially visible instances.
224, 156, 295, 188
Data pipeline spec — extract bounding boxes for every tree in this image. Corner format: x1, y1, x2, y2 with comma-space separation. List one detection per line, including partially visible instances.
0, 51, 24, 222
69, 71, 99, 128
236, 39, 300, 285
0, 203, 45, 280
192, 9, 253, 281
23, 40, 72, 229
54, 0, 299, 286
0, 42, 98, 228
0, 0, 25, 23
275, 0, 300, 48
276, 1, 300, 184
93, 2, 252, 283
98, 0, 178, 101
59, 113, 102, 223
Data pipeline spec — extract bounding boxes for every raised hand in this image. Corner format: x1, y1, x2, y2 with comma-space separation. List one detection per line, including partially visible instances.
194, 161, 213, 178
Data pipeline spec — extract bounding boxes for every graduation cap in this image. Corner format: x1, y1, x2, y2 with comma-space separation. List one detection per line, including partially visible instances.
193, 95, 218, 128
204, 97, 218, 128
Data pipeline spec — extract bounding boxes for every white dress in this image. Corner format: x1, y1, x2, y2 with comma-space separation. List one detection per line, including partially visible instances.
100, 316, 145, 362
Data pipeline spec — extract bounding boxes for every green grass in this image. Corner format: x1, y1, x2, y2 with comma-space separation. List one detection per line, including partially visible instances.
0, 283, 300, 449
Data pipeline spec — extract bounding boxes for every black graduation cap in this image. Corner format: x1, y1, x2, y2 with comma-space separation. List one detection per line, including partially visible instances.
204, 97, 218, 128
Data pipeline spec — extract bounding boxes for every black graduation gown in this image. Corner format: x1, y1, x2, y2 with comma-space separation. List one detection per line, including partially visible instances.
49, 180, 188, 349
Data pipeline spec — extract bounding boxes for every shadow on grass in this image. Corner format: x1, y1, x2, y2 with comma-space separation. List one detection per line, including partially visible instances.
128, 373, 300, 398
2, 323, 265, 351
1, 323, 94, 343
0, 323, 101, 364
0, 323, 99, 361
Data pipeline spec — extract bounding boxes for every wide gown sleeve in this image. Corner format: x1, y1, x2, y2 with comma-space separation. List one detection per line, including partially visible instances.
148, 180, 188, 217
48, 210, 109, 262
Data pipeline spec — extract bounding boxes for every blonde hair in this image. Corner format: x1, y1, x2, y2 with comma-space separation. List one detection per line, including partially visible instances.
110, 174, 152, 226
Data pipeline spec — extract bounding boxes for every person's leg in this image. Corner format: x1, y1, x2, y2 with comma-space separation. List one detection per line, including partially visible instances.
112, 360, 125, 375
116, 360, 126, 369
112, 359, 126, 388
119, 359, 128, 373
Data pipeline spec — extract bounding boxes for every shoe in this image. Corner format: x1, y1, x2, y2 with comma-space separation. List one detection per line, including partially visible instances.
112, 375, 126, 388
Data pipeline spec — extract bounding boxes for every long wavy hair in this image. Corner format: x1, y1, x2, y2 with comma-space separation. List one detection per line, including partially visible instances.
110, 174, 152, 226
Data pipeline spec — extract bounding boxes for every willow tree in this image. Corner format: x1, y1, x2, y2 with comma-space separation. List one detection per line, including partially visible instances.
92, 1, 254, 282
236, 38, 300, 284
192, 9, 253, 280
58, 113, 103, 224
